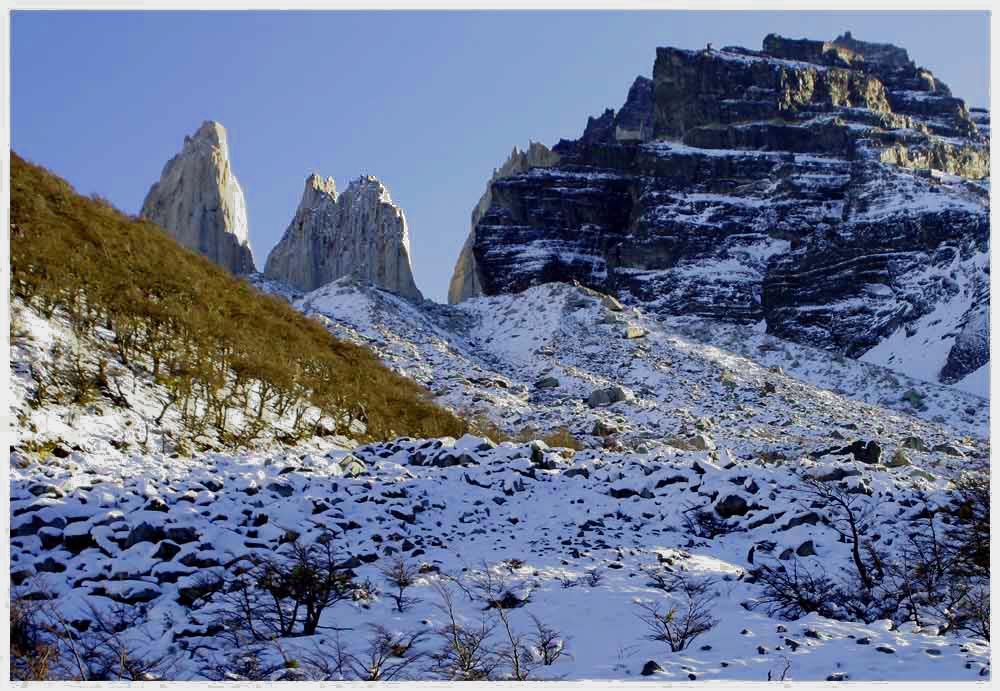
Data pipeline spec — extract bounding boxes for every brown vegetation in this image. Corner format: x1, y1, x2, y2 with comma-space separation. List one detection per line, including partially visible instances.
10, 152, 467, 447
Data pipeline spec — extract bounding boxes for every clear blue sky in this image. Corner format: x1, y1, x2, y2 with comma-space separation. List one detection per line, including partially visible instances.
11, 11, 990, 302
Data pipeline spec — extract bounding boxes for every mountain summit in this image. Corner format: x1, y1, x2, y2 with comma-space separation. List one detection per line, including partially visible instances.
264, 173, 423, 300
449, 33, 989, 391
140, 121, 256, 274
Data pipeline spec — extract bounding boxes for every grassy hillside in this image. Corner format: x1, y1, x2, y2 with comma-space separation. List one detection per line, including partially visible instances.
9, 152, 467, 447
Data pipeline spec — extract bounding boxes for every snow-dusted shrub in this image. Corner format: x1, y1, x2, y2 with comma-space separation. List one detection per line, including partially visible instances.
380, 556, 422, 613
750, 556, 840, 620
528, 614, 570, 667
296, 625, 429, 681
428, 580, 501, 680
215, 536, 355, 640
682, 504, 739, 539
635, 571, 719, 652
10, 590, 58, 680
9, 588, 178, 681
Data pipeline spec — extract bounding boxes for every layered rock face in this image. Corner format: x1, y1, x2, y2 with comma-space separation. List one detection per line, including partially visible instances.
264, 174, 422, 300
447, 142, 560, 304
141, 121, 256, 274
451, 33, 989, 388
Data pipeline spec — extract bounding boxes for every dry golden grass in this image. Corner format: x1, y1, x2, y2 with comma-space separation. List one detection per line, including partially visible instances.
10, 152, 468, 446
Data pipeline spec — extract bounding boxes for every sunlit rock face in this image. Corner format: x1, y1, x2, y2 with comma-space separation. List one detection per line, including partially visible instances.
141, 121, 256, 275
265, 173, 422, 300
458, 33, 989, 387
447, 142, 560, 304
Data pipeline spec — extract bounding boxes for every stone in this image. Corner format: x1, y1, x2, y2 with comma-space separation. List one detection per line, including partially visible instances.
932, 443, 966, 457
641, 660, 663, 676
28, 483, 63, 498
715, 494, 749, 518
141, 121, 255, 274
624, 324, 647, 339
666, 434, 716, 452
587, 385, 634, 408
901, 436, 929, 452
887, 450, 911, 468
127, 521, 166, 547
796, 540, 816, 557
267, 482, 295, 498
152, 540, 182, 561
591, 419, 620, 437
535, 376, 560, 389
264, 173, 422, 299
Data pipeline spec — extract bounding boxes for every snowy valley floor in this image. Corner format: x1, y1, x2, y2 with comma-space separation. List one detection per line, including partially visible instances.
9, 282, 990, 681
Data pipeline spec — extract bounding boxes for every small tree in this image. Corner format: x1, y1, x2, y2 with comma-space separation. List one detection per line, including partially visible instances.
218, 536, 355, 640
342, 625, 428, 681
798, 473, 878, 591
528, 614, 570, 667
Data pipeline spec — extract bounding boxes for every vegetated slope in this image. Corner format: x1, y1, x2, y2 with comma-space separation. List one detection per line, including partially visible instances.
9, 153, 466, 453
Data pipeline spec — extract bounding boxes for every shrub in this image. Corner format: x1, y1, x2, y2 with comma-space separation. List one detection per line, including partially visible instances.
635, 570, 719, 652
10, 152, 468, 448
380, 556, 421, 613
215, 537, 355, 641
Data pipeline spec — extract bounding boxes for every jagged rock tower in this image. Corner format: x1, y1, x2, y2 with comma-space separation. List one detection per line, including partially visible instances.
264, 174, 423, 300
141, 121, 256, 274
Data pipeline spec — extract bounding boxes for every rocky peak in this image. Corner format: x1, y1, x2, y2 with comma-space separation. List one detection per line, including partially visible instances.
615, 76, 654, 142
447, 142, 560, 304
263, 172, 422, 300
299, 173, 338, 213
453, 33, 989, 389
141, 120, 255, 274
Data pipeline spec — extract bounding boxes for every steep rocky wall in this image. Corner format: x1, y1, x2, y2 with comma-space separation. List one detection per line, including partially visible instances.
447, 142, 560, 304
454, 32, 989, 387
141, 121, 256, 274
264, 174, 422, 300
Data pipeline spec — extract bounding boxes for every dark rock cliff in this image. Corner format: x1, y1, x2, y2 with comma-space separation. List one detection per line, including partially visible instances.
451, 33, 989, 389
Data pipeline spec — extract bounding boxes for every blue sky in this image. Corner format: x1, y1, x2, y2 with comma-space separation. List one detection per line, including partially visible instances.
11, 11, 990, 302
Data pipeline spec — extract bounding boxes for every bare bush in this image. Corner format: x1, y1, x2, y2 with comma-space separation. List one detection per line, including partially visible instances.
216, 536, 354, 641
751, 556, 839, 620
682, 504, 738, 539
428, 580, 501, 680
10, 589, 177, 681
528, 614, 570, 667
797, 474, 879, 590
340, 625, 428, 681
380, 556, 421, 613
635, 571, 719, 652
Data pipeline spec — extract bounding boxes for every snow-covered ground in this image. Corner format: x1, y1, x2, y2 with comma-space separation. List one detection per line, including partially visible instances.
9, 282, 990, 681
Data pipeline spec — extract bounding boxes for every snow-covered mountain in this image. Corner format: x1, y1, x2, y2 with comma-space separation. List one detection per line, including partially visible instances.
9, 30, 990, 684
450, 32, 989, 392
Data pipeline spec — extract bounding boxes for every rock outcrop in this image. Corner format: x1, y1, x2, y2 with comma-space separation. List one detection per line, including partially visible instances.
141, 121, 255, 274
264, 174, 422, 300
447, 142, 560, 304
452, 33, 989, 388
